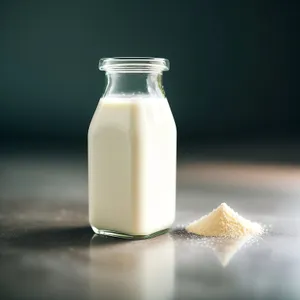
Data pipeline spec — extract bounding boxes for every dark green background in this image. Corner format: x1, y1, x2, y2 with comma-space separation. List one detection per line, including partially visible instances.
1, 1, 299, 145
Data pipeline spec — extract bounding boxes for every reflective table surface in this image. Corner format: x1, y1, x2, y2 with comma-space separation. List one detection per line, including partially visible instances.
0, 144, 300, 300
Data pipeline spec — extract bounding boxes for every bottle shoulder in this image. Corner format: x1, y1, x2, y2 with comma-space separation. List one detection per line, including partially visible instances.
88, 95, 176, 135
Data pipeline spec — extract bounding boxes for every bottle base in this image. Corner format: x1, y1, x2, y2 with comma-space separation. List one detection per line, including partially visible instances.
91, 226, 170, 240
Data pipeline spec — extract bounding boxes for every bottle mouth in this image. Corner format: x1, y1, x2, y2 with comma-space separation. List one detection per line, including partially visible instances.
99, 57, 170, 73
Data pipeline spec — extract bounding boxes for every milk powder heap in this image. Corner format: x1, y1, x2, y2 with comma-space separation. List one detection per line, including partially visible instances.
186, 203, 263, 238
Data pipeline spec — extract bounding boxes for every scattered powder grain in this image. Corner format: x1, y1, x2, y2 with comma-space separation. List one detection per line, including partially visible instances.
186, 203, 263, 238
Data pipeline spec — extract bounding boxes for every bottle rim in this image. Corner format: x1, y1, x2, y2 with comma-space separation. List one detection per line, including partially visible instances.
99, 57, 170, 73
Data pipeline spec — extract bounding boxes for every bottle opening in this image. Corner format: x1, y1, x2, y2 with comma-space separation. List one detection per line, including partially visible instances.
99, 57, 170, 73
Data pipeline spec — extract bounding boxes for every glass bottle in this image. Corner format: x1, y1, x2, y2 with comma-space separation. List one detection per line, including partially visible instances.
88, 57, 176, 239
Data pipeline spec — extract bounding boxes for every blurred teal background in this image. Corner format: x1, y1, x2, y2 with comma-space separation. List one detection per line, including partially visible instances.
0, 0, 299, 145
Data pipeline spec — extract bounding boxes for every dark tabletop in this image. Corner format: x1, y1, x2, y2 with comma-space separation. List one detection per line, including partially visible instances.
0, 144, 300, 300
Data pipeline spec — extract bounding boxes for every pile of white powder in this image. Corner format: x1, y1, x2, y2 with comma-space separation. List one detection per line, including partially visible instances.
186, 203, 263, 238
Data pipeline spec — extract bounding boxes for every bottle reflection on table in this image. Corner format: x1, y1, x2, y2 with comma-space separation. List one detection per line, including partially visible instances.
89, 234, 175, 300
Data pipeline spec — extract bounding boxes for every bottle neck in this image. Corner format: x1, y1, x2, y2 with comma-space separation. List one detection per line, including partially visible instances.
103, 72, 166, 98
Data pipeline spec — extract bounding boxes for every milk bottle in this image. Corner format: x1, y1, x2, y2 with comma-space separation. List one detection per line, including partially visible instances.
88, 58, 176, 238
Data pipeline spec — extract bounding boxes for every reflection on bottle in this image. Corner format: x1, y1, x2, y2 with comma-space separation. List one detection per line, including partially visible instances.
89, 234, 175, 300
202, 236, 254, 267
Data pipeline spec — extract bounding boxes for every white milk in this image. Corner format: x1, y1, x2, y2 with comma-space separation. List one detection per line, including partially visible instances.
88, 96, 176, 237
